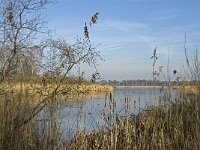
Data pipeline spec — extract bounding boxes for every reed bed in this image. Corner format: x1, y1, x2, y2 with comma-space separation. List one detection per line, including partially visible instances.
0, 82, 112, 104
0, 83, 200, 149
0, 81, 112, 149
1, 82, 112, 93
67, 90, 200, 150
177, 85, 200, 95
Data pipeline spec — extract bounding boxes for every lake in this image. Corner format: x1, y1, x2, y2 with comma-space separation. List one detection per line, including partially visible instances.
37, 86, 177, 141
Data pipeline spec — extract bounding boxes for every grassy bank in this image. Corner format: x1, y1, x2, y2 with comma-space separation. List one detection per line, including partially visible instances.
1, 82, 112, 92
0, 82, 112, 102
0, 83, 199, 149
0, 82, 112, 149
177, 85, 200, 95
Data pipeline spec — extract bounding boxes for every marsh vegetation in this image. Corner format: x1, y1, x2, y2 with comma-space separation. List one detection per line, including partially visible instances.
0, 0, 200, 149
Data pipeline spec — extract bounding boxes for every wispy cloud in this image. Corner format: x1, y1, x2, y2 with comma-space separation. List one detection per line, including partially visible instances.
152, 13, 180, 21
160, 23, 200, 34
100, 19, 147, 32
149, 9, 181, 21
96, 34, 153, 53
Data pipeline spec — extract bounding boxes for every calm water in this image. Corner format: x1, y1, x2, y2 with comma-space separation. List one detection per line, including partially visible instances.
37, 86, 176, 141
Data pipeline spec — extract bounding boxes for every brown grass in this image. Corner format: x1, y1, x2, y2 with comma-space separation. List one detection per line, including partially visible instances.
0, 82, 112, 149
67, 90, 200, 150
0, 82, 199, 149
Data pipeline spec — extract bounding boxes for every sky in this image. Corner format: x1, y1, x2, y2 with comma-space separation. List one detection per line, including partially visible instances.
45, 0, 200, 81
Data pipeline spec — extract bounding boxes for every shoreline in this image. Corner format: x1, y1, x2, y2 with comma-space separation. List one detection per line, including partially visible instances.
1, 82, 113, 92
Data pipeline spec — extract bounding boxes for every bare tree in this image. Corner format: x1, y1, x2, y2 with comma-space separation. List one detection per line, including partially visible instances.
0, 0, 52, 83
10, 12, 102, 129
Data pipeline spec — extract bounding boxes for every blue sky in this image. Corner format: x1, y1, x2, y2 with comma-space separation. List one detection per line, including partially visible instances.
45, 0, 200, 81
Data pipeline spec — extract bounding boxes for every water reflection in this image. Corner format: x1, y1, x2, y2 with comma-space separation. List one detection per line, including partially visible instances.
37, 86, 176, 141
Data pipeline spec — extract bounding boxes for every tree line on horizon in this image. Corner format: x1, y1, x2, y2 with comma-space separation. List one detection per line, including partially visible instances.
99, 79, 187, 86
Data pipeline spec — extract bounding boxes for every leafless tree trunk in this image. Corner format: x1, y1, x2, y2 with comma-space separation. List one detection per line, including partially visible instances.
0, 0, 52, 83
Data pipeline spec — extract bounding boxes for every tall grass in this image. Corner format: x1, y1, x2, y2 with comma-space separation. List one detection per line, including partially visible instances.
1, 83, 200, 149
66, 89, 200, 150
0, 82, 63, 149
0, 80, 111, 149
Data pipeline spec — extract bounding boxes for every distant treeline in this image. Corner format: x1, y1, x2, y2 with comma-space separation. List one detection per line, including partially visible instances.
99, 79, 181, 86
